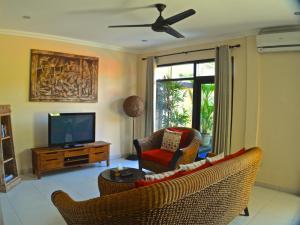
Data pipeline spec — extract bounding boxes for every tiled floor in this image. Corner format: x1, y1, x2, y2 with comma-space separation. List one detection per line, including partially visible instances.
0, 158, 299, 225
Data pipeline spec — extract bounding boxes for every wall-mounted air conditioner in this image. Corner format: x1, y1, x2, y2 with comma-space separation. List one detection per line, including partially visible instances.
256, 25, 300, 53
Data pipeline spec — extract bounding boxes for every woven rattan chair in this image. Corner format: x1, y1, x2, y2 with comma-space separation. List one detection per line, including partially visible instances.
52, 147, 262, 225
133, 127, 201, 173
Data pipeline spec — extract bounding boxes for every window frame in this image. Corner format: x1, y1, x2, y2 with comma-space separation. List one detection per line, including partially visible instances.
155, 59, 215, 132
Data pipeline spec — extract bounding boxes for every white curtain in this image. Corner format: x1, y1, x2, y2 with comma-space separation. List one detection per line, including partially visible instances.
145, 56, 157, 136
212, 45, 233, 155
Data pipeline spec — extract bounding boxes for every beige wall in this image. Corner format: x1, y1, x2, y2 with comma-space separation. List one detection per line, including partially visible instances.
0, 34, 138, 173
137, 36, 300, 195
256, 51, 300, 195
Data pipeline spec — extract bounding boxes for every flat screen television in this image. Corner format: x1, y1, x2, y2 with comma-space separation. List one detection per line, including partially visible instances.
48, 112, 95, 148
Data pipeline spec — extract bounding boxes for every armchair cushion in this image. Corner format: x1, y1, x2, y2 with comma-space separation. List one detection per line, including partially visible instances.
141, 149, 174, 167
168, 127, 192, 148
161, 129, 182, 152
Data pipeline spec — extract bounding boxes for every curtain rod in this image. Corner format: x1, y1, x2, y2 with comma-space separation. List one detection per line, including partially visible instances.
142, 44, 240, 60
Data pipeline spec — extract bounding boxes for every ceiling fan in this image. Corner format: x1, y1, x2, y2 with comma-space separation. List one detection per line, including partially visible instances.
108, 3, 196, 38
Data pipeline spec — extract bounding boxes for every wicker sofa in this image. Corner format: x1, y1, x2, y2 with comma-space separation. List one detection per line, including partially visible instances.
52, 147, 262, 225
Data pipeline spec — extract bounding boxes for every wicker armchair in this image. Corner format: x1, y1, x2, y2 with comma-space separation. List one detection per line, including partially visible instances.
133, 127, 201, 173
51, 147, 262, 225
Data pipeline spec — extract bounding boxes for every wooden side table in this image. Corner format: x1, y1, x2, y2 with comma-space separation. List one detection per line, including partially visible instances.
98, 168, 145, 196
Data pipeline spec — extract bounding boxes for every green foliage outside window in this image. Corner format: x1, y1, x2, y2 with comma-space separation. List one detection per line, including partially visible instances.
156, 80, 190, 128
200, 84, 215, 134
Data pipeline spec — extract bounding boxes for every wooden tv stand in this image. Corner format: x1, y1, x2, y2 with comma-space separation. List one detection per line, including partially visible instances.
31, 141, 110, 179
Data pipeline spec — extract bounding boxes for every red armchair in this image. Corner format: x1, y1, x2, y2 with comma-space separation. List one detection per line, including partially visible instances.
134, 127, 201, 173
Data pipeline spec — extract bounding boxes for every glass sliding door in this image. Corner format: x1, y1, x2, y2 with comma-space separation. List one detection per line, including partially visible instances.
154, 60, 215, 139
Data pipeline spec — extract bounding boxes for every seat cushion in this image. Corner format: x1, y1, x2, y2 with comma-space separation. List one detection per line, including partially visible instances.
210, 148, 246, 165
141, 149, 174, 167
168, 128, 192, 148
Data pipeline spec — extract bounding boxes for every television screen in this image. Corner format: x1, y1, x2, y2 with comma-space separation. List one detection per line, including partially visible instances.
48, 113, 95, 147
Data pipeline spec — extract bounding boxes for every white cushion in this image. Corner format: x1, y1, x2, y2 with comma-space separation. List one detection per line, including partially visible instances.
145, 169, 181, 181
206, 152, 224, 163
179, 159, 206, 171
161, 129, 182, 152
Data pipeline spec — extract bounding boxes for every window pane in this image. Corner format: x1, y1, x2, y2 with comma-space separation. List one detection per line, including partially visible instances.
200, 83, 215, 135
155, 66, 171, 80
196, 62, 215, 76
155, 64, 193, 80
170, 64, 193, 79
155, 80, 193, 130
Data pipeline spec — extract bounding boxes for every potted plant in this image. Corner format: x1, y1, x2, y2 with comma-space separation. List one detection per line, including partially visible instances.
200, 84, 214, 146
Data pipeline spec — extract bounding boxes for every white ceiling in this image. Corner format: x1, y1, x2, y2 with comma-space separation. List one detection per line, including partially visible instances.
0, 0, 299, 52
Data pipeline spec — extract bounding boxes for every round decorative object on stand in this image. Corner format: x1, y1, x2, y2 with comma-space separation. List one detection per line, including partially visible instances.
123, 96, 144, 160
123, 96, 144, 118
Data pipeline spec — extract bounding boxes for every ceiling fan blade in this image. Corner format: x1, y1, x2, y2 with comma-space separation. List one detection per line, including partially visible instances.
165, 9, 196, 25
108, 24, 152, 28
69, 5, 156, 15
164, 26, 184, 38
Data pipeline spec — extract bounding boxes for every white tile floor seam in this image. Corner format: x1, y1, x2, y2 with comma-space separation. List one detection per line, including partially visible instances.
0, 158, 299, 225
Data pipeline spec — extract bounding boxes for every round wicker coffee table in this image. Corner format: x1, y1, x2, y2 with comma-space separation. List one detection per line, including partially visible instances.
98, 167, 145, 196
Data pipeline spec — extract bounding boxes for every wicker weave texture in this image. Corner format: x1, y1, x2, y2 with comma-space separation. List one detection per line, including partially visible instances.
138, 127, 202, 172
52, 147, 262, 225
98, 175, 135, 196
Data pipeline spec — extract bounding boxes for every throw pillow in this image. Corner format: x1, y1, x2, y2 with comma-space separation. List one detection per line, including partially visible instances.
161, 129, 182, 152
179, 159, 206, 171
145, 169, 181, 181
168, 128, 191, 148
206, 152, 224, 164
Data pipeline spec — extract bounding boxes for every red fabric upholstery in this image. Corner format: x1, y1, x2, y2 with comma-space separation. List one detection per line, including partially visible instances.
168, 128, 192, 148
135, 162, 211, 188
141, 149, 174, 167
136, 148, 246, 188
210, 148, 246, 165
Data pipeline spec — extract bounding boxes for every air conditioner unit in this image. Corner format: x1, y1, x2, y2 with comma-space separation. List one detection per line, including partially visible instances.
256, 25, 300, 53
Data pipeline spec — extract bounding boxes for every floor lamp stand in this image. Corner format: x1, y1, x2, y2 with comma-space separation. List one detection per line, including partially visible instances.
126, 117, 138, 161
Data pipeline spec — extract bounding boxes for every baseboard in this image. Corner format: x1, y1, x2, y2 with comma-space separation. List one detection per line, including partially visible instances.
255, 181, 300, 196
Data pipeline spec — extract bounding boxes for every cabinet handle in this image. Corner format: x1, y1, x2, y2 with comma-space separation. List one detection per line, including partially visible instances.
95, 152, 104, 155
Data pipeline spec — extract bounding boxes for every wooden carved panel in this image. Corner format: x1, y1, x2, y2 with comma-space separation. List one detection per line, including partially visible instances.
30, 50, 98, 102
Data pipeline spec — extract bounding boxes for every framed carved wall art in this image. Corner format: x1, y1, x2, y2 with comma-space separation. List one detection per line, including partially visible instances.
30, 50, 98, 102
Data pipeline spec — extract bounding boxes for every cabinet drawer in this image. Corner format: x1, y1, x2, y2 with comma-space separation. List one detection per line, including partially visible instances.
64, 149, 89, 157
89, 152, 107, 163
41, 158, 64, 171
89, 146, 108, 154
40, 151, 64, 161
